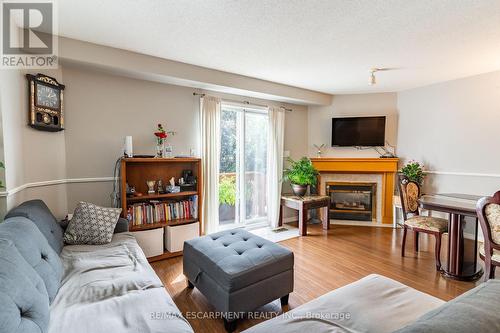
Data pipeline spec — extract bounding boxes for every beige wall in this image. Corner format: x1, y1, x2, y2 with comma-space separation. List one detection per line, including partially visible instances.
397, 70, 500, 196
59, 37, 331, 106
0, 69, 68, 217
0, 36, 318, 220
61, 66, 309, 213
63, 66, 201, 177
2, 64, 392, 221
6, 59, 497, 225
0, 64, 309, 219
307, 93, 399, 158
62, 66, 201, 211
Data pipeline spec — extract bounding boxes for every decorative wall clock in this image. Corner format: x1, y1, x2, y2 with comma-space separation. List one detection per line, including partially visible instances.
26, 73, 65, 132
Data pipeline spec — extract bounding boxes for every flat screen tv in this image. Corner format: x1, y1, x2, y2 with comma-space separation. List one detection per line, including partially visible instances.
332, 116, 386, 147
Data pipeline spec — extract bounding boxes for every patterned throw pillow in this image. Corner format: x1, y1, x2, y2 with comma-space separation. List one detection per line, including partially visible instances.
63, 202, 122, 245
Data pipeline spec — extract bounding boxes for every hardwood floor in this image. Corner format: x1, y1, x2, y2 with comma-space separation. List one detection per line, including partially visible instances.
151, 224, 485, 333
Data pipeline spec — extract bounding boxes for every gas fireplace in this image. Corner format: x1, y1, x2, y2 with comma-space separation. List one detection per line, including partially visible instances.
327, 182, 377, 221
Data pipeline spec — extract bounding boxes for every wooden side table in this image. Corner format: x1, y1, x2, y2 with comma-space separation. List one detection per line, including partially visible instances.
278, 195, 330, 236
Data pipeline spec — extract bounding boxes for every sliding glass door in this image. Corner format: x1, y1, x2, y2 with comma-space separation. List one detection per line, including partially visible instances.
219, 103, 268, 227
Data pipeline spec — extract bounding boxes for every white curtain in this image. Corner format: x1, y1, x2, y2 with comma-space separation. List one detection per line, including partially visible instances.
200, 96, 221, 235
266, 106, 285, 229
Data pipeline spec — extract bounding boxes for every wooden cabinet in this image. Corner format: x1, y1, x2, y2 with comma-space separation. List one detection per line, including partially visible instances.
120, 158, 202, 261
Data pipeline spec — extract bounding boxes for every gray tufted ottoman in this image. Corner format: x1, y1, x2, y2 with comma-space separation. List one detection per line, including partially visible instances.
183, 228, 294, 332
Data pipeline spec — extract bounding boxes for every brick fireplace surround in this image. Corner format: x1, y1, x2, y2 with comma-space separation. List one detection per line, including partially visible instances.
311, 158, 399, 224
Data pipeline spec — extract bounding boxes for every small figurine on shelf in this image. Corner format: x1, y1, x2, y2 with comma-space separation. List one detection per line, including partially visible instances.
146, 180, 156, 194
166, 176, 180, 193
157, 180, 165, 194
313, 144, 326, 158
125, 183, 136, 197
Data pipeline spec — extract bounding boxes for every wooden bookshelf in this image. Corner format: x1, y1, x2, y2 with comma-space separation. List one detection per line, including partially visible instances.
120, 157, 202, 261
126, 191, 198, 203
128, 218, 198, 232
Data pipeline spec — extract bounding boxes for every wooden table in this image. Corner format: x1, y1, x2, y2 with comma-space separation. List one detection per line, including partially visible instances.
418, 193, 483, 281
278, 195, 330, 236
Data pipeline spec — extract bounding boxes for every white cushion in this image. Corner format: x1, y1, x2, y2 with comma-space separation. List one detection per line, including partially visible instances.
479, 244, 500, 263
63, 202, 121, 245
485, 203, 500, 244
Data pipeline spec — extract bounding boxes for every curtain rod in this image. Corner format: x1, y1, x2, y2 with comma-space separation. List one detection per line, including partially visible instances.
193, 92, 292, 112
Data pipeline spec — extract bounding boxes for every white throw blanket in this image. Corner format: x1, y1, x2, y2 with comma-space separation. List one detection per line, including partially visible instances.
243, 274, 445, 333
49, 233, 193, 333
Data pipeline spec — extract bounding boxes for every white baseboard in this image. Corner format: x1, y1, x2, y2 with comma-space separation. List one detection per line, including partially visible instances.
330, 220, 393, 228
282, 216, 393, 228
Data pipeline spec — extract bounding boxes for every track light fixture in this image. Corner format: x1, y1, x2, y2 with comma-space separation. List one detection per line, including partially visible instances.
369, 68, 391, 85
369, 69, 377, 85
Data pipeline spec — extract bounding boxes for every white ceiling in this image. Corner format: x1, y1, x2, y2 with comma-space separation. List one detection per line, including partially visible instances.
58, 0, 500, 94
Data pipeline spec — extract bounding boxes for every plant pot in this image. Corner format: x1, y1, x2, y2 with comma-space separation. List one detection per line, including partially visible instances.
219, 203, 236, 222
291, 184, 307, 196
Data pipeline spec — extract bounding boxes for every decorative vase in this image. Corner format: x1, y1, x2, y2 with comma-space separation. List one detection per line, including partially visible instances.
164, 143, 173, 158
155, 139, 164, 158
313, 144, 325, 158
291, 184, 307, 196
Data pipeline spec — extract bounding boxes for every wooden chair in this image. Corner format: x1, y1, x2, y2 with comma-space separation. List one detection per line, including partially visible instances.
476, 191, 500, 281
398, 176, 448, 270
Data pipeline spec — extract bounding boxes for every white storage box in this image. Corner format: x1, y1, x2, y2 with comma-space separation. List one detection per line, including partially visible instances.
131, 228, 164, 258
165, 222, 200, 252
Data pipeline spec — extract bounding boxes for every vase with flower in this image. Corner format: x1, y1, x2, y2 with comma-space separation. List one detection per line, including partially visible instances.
154, 123, 176, 158
154, 124, 168, 158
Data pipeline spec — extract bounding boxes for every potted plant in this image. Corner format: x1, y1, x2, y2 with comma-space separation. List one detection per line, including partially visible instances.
283, 157, 319, 196
219, 176, 236, 221
400, 160, 426, 185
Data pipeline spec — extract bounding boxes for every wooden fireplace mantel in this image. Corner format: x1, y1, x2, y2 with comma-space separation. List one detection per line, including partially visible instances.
311, 158, 399, 224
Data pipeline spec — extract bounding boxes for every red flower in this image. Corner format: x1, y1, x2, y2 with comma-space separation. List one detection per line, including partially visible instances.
155, 123, 167, 139
155, 132, 167, 139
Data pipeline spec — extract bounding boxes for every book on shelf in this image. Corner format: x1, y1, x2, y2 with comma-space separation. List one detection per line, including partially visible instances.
127, 195, 198, 226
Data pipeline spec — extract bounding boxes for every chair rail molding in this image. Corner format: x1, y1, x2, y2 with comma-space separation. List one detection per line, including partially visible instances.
425, 170, 500, 178
0, 177, 116, 197
1, 171, 497, 198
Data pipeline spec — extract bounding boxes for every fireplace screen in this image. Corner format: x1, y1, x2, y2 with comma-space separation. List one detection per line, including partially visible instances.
327, 182, 376, 221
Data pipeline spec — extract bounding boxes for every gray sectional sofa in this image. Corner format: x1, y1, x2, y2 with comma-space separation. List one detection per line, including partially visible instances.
2, 200, 500, 333
244, 274, 500, 333
0, 200, 193, 333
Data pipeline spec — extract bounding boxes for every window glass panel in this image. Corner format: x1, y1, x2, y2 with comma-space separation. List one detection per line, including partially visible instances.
244, 111, 268, 220
219, 109, 238, 225
219, 104, 268, 227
